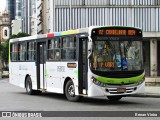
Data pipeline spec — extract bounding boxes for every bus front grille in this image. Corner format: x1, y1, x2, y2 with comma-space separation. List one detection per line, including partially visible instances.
106, 87, 137, 94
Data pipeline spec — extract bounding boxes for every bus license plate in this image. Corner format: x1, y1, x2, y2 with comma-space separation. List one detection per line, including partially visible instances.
117, 87, 126, 92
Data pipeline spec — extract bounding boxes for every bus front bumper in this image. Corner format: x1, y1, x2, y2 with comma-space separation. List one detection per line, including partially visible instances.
87, 81, 145, 97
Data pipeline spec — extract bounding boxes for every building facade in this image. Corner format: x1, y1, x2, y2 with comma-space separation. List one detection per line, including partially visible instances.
21, 0, 32, 34
6, 0, 22, 35
21, 0, 54, 35
22, 0, 160, 78
15, 0, 22, 20
11, 20, 21, 35
52, 0, 160, 78
6, 0, 16, 25
0, 10, 10, 43
21, 0, 43, 35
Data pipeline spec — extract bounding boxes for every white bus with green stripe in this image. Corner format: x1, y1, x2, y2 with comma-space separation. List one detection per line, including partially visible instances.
9, 26, 145, 101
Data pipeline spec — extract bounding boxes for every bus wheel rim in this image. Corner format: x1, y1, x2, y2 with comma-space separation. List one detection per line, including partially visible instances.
68, 84, 75, 97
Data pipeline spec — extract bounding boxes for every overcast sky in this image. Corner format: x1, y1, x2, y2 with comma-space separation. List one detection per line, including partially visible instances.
0, 0, 6, 13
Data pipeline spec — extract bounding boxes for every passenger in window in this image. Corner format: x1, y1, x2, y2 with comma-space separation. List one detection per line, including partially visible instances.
49, 43, 52, 49
49, 50, 54, 60
55, 50, 60, 60
70, 41, 74, 48
55, 41, 58, 48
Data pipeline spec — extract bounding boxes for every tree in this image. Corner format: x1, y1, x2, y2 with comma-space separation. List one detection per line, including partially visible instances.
0, 40, 9, 70
9, 34, 18, 39
17, 32, 30, 38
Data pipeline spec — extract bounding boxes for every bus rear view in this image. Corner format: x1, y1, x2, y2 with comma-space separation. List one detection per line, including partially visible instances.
88, 26, 145, 101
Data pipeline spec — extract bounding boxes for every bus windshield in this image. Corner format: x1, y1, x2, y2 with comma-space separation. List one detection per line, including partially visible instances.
90, 40, 143, 71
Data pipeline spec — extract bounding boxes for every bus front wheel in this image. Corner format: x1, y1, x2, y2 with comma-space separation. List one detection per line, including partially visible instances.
65, 80, 80, 102
107, 96, 122, 101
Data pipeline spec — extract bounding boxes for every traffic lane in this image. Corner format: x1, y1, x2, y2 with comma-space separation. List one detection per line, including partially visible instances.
0, 79, 160, 111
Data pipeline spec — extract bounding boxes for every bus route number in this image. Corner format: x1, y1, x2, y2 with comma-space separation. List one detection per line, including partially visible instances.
93, 62, 115, 69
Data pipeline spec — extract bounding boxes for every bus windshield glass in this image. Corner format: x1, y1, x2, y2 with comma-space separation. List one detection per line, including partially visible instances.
90, 40, 143, 71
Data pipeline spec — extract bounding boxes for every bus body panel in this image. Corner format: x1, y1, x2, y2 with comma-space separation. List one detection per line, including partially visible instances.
45, 61, 79, 95
45, 62, 62, 93
9, 62, 37, 89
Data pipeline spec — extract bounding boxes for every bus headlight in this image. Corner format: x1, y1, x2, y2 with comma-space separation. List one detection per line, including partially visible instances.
91, 76, 106, 87
136, 79, 145, 85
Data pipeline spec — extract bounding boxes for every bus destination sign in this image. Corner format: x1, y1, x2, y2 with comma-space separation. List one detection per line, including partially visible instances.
98, 29, 136, 36
92, 28, 142, 36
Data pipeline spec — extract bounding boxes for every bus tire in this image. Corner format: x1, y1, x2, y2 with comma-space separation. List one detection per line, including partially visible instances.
107, 96, 122, 101
65, 80, 80, 102
25, 76, 40, 95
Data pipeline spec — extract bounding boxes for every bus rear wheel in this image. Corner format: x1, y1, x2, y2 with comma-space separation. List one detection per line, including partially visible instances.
65, 80, 80, 102
25, 77, 41, 95
107, 96, 122, 101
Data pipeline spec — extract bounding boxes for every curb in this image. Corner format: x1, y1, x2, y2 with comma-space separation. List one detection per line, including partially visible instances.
131, 94, 160, 98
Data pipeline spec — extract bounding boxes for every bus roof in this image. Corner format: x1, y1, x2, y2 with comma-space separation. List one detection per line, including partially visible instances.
10, 27, 89, 43
10, 26, 142, 43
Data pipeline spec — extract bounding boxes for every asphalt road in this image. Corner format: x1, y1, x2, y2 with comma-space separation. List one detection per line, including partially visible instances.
0, 78, 160, 119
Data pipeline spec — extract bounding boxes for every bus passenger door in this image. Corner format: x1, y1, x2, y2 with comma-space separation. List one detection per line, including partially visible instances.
37, 42, 47, 90
78, 37, 88, 94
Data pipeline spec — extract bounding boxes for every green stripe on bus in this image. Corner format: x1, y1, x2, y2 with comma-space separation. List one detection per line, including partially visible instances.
61, 30, 78, 35
74, 70, 78, 79
96, 74, 144, 84
9, 42, 11, 62
46, 70, 49, 78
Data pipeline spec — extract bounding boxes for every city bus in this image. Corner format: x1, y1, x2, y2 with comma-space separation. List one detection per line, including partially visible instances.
9, 26, 145, 102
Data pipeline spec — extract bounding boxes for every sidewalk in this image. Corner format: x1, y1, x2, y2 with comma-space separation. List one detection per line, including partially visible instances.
136, 77, 160, 98
132, 85, 160, 98
145, 86, 160, 97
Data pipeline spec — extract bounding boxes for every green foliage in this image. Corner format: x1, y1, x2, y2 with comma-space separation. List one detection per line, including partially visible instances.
9, 34, 18, 39
8, 32, 30, 39
17, 32, 30, 38
2, 66, 9, 71
0, 39, 9, 63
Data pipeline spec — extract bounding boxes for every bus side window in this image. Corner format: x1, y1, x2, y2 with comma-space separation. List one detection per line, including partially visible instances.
48, 40, 54, 60
54, 38, 61, 60
11, 43, 18, 61
11, 44, 14, 61
17, 43, 20, 61
62, 36, 76, 60
55, 49, 60, 60
27, 42, 35, 61
48, 38, 61, 60
19, 43, 26, 61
